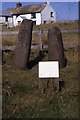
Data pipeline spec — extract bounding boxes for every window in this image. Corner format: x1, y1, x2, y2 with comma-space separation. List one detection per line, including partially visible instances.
51, 12, 53, 17
33, 21, 36, 25
51, 21, 54, 23
18, 21, 21, 26
31, 13, 36, 19
5, 16, 8, 22
44, 21, 47, 24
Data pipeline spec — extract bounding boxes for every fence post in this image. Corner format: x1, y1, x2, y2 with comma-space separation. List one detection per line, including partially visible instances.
38, 29, 43, 51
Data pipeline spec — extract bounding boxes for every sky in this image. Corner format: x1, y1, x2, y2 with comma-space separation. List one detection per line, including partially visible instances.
0, 2, 79, 21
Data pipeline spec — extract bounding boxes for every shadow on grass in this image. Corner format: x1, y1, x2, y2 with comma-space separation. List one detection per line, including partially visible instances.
28, 51, 45, 69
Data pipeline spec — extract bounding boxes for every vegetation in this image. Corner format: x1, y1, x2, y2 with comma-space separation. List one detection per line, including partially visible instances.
33, 20, 78, 30
1, 21, 78, 46
2, 21, 79, 118
2, 47, 79, 118
2, 34, 17, 46
0, 20, 78, 32
2, 32, 78, 47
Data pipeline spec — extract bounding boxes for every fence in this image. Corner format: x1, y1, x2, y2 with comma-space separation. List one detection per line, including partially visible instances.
1, 29, 78, 52
1, 29, 48, 52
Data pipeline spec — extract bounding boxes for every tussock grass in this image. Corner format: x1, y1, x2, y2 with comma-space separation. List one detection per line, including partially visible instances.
62, 32, 78, 45
2, 34, 17, 46
2, 21, 78, 46
1, 24, 19, 32
2, 32, 78, 47
1, 21, 78, 32
2, 20, 79, 118
33, 21, 78, 30
2, 47, 79, 118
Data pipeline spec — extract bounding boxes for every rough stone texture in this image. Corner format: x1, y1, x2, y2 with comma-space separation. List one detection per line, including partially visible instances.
48, 27, 67, 69
14, 19, 33, 69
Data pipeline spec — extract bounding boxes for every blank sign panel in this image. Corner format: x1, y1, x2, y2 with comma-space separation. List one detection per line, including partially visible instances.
39, 61, 59, 78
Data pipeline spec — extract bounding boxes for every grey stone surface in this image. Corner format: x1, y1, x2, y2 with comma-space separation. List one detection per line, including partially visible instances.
48, 27, 67, 69
14, 19, 33, 69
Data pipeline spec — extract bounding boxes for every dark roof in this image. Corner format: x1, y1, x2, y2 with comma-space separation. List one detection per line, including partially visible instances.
0, 3, 47, 16
0, 9, 14, 17
12, 3, 47, 15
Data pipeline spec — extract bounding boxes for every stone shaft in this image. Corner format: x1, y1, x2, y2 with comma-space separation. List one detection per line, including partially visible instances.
14, 19, 33, 69
48, 27, 67, 68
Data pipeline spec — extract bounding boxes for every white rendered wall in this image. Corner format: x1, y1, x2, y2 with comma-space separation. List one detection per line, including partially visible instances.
16, 16, 23, 22
0, 16, 13, 25
13, 6, 56, 26
20, 13, 41, 25
13, 16, 22, 26
0, 17, 6, 24
41, 4, 56, 24
8, 17, 13, 23
13, 14, 31, 26
13, 13, 42, 26
36, 13, 41, 25
20, 14, 31, 20
13, 15, 17, 26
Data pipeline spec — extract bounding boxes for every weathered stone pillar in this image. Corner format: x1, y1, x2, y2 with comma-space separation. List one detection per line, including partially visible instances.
48, 27, 67, 91
48, 27, 67, 68
14, 19, 33, 69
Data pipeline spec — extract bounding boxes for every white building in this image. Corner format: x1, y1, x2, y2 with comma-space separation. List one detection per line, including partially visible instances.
0, 2, 56, 26
12, 2, 56, 26
0, 10, 13, 25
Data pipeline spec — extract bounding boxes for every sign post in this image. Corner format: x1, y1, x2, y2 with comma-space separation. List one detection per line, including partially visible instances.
38, 61, 59, 92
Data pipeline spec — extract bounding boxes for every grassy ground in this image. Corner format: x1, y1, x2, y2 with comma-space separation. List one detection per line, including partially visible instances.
2, 21, 79, 118
2, 47, 79, 118
2, 20, 78, 46
0, 24, 19, 32
2, 32, 78, 47
0, 20, 78, 32
2, 34, 17, 46
33, 20, 78, 30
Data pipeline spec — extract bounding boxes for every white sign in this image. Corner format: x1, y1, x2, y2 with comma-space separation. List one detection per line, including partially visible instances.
39, 61, 59, 78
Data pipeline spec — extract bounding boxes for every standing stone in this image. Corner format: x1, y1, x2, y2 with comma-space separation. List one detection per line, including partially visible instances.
48, 27, 67, 68
14, 19, 33, 69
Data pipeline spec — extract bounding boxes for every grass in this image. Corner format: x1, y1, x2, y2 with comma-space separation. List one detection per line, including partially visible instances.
2, 34, 17, 46
2, 46, 79, 118
62, 32, 78, 45
0, 24, 19, 32
2, 32, 78, 47
0, 20, 78, 32
2, 21, 79, 118
2, 21, 78, 46
33, 20, 78, 30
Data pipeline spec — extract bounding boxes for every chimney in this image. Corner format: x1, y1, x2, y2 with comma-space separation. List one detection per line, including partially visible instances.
16, 2, 22, 8
47, 1, 50, 5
